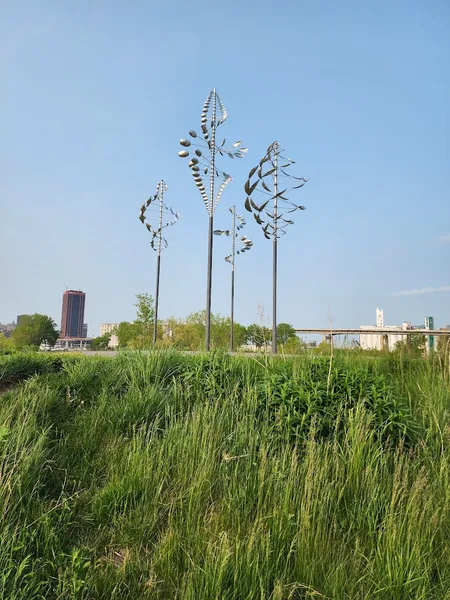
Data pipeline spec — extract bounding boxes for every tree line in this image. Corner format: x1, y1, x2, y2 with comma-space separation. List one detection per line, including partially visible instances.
91, 294, 302, 352
0, 295, 301, 354
2, 295, 449, 363
0, 314, 58, 353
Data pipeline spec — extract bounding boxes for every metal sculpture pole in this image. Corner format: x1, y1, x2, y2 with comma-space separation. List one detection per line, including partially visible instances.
230, 207, 236, 350
154, 185, 164, 346
139, 181, 179, 347
214, 206, 253, 351
272, 144, 278, 353
244, 142, 307, 354
205, 90, 217, 351
179, 89, 246, 350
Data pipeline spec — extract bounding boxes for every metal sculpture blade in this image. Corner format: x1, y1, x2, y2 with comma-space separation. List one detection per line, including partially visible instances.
178, 89, 246, 352
139, 181, 179, 252
243, 141, 307, 355
138, 181, 179, 348
244, 142, 307, 239
178, 89, 246, 216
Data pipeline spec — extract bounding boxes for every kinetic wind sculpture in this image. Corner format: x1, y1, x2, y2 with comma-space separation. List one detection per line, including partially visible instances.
178, 89, 247, 350
214, 206, 253, 351
139, 180, 179, 346
244, 141, 307, 353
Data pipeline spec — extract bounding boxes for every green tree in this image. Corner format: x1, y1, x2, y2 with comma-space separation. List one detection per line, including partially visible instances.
180, 311, 207, 350
158, 317, 185, 349
210, 314, 232, 350
174, 310, 227, 351
277, 323, 297, 345
173, 322, 204, 351
90, 332, 111, 350
116, 322, 142, 348
282, 336, 306, 354
126, 293, 156, 348
135, 293, 155, 326
247, 324, 271, 348
232, 323, 249, 350
394, 334, 426, 357
114, 295, 156, 349
164, 312, 248, 351
13, 314, 59, 349
0, 334, 16, 355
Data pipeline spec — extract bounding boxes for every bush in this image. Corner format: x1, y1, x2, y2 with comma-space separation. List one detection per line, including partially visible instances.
259, 358, 420, 445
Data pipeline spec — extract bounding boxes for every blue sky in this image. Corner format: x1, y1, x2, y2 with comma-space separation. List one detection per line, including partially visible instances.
1, 0, 449, 336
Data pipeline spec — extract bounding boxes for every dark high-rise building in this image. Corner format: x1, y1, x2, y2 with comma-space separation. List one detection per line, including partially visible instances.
82, 323, 88, 338
60, 290, 86, 338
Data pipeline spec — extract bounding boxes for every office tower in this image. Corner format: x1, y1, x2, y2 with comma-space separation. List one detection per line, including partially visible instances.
60, 290, 86, 338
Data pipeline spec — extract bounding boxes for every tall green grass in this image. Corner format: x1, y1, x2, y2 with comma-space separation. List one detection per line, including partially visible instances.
0, 353, 79, 388
0, 351, 449, 598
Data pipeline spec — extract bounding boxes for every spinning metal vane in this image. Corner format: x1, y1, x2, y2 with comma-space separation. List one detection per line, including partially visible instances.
139, 180, 179, 346
179, 89, 247, 350
214, 206, 253, 351
244, 141, 307, 353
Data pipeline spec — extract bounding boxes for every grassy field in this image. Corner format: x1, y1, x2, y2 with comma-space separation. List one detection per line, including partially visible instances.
0, 350, 449, 599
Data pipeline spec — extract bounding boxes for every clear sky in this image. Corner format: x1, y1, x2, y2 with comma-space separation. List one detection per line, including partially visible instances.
1, 0, 449, 336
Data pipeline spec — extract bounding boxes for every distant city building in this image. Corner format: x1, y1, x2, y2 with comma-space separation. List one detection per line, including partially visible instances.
162, 320, 173, 339
82, 323, 88, 338
376, 308, 384, 328
100, 323, 119, 349
360, 308, 435, 352
360, 307, 410, 351
16, 315, 27, 326
60, 290, 86, 339
360, 322, 410, 352
0, 322, 16, 338
53, 338, 92, 350
425, 316, 434, 352
100, 323, 118, 336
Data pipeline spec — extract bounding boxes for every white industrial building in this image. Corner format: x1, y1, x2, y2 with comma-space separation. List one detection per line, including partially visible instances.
360, 309, 412, 351
100, 323, 119, 349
